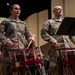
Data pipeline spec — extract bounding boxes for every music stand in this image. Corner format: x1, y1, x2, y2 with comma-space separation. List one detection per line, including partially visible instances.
56, 17, 75, 35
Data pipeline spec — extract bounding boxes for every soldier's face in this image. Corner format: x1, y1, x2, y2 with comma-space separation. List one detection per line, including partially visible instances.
10, 4, 21, 17
53, 6, 63, 17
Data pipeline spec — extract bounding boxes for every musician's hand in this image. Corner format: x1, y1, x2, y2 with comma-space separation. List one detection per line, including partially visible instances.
7, 40, 13, 46
29, 34, 35, 43
52, 41, 58, 46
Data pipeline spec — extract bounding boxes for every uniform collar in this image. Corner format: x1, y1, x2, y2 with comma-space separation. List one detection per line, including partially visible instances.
53, 17, 62, 22
9, 16, 21, 22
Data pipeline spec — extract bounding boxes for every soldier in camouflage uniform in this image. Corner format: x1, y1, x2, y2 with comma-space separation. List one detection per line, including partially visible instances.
0, 4, 35, 75
41, 5, 75, 75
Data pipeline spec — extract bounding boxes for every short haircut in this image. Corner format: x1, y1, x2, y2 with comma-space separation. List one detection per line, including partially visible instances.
10, 4, 20, 10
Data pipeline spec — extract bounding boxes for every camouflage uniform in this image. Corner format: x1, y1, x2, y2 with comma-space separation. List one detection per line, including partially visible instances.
0, 17, 32, 75
40, 18, 73, 75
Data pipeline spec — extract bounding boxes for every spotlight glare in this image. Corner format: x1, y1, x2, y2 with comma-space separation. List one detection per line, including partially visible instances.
7, 3, 9, 5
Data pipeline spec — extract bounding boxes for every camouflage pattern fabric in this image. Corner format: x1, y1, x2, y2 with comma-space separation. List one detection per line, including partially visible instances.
0, 17, 32, 50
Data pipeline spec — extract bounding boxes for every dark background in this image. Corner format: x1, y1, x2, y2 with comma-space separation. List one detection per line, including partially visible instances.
0, 0, 51, 20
